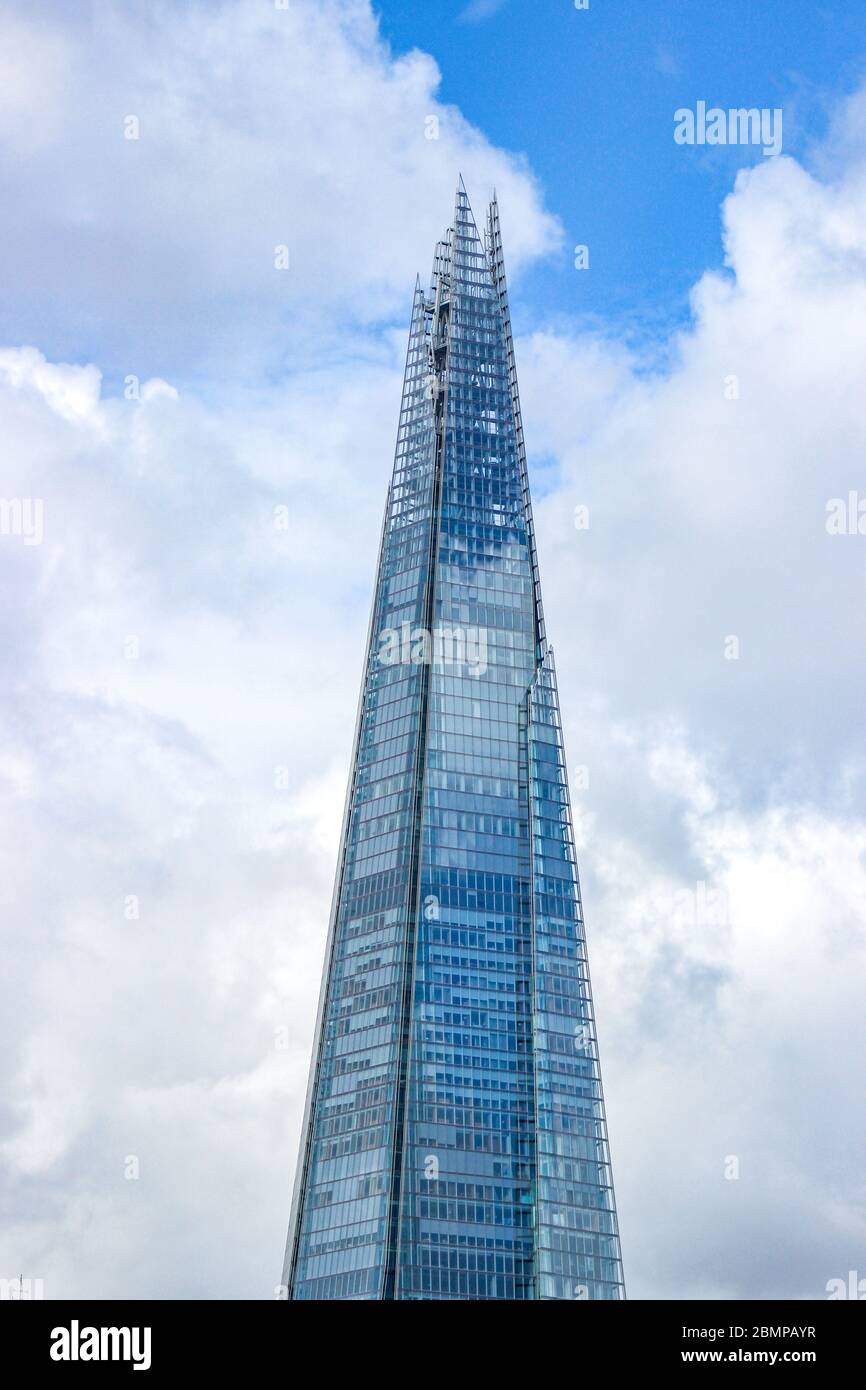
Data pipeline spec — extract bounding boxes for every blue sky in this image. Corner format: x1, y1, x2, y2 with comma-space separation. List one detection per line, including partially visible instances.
2, 0, 866, 1302
375, 0, 866, 341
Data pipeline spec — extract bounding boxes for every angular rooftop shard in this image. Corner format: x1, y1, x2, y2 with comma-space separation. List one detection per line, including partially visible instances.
282, 182, 625, 1300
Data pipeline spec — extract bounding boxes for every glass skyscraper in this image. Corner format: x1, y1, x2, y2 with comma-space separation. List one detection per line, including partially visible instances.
282, 181, 624, 1301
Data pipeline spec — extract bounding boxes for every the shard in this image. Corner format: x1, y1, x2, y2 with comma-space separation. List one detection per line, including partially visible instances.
282, 181, 625, 1300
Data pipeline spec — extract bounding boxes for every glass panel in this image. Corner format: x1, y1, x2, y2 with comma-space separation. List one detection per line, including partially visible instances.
285, 185, 624, 1301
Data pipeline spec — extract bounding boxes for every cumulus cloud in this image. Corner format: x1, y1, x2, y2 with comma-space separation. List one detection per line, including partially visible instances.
521, 149, 866, 1299
526, 152, 866, 779
0, 344, 378, 1296
0, 0, 864, 1302
0, 0, 558, 382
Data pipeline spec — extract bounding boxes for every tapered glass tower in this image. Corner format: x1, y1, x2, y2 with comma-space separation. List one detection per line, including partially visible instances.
283, 182, 624, 1300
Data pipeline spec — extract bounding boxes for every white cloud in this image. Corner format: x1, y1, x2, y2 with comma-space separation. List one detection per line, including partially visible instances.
524, 153, 866, 786
0, 0, 558, 381
594, 788, 866, 1300
518, 145, 866, 1298
0, 13, 71, 154
459, 0, 509, 24
0, 0, 865, 1303
0, 348, 103, 426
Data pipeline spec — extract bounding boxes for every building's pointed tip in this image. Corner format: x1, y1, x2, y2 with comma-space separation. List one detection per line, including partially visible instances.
457, 172, 467, 194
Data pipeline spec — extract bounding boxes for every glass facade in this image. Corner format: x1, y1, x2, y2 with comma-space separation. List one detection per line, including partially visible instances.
283, 183, 624, 1300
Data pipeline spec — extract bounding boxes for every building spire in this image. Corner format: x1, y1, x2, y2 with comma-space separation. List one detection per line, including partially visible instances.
282, 183, 624, 1303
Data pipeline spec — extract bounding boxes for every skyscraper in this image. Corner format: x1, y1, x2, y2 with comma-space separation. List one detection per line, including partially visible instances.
283, 181, 624, 1301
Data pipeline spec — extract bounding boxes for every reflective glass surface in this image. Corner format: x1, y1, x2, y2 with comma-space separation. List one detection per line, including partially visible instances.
284, 185, 624, 1300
